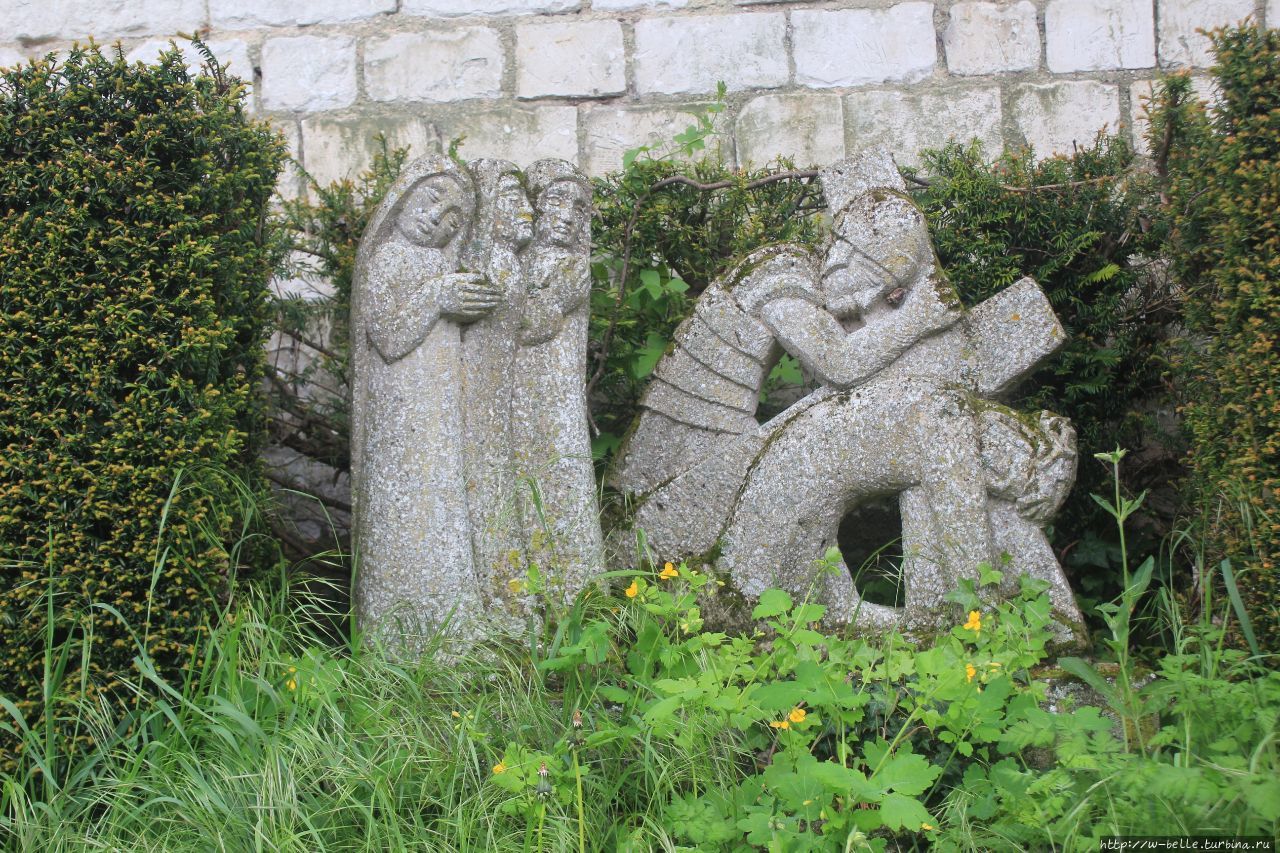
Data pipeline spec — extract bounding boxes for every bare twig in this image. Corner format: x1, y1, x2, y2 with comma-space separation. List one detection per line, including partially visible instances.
264, 468, 352, 513
999, 174, 1119, 194
277, 329, 342, 362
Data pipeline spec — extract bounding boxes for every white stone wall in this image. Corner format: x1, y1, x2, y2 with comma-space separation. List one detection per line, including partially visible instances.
1, 0, 1266, 193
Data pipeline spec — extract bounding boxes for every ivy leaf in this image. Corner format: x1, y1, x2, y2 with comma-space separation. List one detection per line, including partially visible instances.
637, 268, 663, 300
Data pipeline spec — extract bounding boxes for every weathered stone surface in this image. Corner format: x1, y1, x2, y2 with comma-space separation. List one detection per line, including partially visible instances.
943, 2, 1040, 76
582, 104, 724, 175
516, 19, 625, 99
594, 0, 687, 9
0, 47, 24, 68
612, 149, 1082, 642
211, 0, 392, 29
351, 155, 491, 645
305, 110, 577, 188
402, 0, 580, 15
634, 13, 787, 95
792, 5, 937, 88
1011, 81, 1121, 156
845, 86, 1003, 169
352, 154, 604, 645
1045, 0, 1155, 72
512, 160, 604, 597
0, 0, 204, 43
364, 28, 504, 104
271, 119, 304, 201
261, 36, 357, 113
735, 94, 844, 168
301, 116, 443, 187
440, 107, 579, 165
1158, 0, 1255, 68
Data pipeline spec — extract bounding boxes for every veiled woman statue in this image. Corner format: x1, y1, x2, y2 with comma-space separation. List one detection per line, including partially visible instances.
350, 155, 499, 645
510, 159, 604, 601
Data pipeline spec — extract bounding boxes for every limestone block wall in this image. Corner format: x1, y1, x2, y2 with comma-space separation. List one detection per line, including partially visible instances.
1, 0, 1270, 196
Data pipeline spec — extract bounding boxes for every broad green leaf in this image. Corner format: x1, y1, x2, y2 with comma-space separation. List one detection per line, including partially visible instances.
642, 694, 683, 724
875, 751, 941, 796
630, 331, 668, 379
876, 792, 933, 831
752, 589, 792, 619
749, 680, 807, 712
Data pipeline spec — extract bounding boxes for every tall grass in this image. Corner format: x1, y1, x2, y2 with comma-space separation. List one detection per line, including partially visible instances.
1, 569, 756, 851
3, 464, 1276, 851
0, 466, 742, 851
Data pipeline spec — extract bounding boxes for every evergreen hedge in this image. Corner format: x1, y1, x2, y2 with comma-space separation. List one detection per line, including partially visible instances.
1156, 26, 1280, 650
0, 45, 285, 767
912, 140, 1173, 605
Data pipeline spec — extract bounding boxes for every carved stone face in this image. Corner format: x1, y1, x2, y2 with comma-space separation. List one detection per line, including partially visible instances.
820, 204, 926, 319
493, 173, 534, 250
535, 180, 590, 250
397, 175, 472, 249
820, 235, 900, 319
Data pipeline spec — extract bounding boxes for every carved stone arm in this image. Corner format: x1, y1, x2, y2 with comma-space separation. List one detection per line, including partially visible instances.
760, 294, 958, 390
520, 255, 589, 346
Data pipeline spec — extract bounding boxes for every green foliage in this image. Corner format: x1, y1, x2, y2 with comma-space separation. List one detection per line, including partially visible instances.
0, 45, 286, 771
588, 97, 826, 457
939, 447, 1279, 849
912, 139, 1173, 605
273, 139, 409, 478
1, 526, 1274, 849
528, 563, 1057, 851
1152, 26, 1280, 652
943, 656, 1280, 849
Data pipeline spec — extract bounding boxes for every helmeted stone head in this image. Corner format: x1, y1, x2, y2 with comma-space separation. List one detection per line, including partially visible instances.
818, 149, 937, 319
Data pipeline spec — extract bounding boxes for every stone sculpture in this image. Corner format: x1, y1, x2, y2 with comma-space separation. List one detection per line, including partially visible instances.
612, 149, 1083, 641
511, 160, 604, 596
351, 155, 602, 644
459, 159, 534, 609
350, 147, 1081, 647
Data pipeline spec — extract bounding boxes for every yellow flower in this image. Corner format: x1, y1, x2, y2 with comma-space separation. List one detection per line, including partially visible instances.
659, 562, 679, 580
625, 580, 639, 598
451, 710, 461, 718
965, 663, 977, 683
788, 707, 807, 724
286, 678, 297, 691
921, 822, 935, 831
492, 762, 508, 775
769, 719, 790, 730
963, 610, 982, 633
